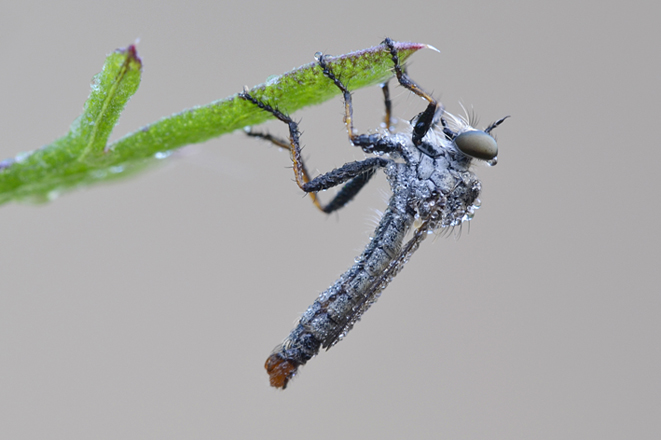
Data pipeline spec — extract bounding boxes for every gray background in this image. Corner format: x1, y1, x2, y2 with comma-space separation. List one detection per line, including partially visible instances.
1, 1, 658, 439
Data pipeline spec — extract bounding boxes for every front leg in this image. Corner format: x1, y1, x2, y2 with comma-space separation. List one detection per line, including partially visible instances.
382, 37, 442, 146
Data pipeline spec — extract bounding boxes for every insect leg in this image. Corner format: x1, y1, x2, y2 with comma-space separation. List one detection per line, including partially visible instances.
382, 37, 441, 146
315, 52, 359, 144
244, 127, 291, 151
239, 89, 328, 211
316, 53, 401, 156
240, 90, 388, 213
380, 81, 394, 133
304, 157, 389, 214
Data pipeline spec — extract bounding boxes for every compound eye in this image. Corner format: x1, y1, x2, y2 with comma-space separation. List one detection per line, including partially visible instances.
454, 130, 498, 161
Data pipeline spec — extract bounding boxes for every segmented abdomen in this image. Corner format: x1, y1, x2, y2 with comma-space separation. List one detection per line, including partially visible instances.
265, 178, 414, 388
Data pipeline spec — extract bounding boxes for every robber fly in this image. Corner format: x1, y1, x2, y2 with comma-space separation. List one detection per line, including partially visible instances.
240, 38, 508, 388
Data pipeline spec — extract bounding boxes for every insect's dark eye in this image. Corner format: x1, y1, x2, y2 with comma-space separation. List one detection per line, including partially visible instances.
454, 130, 498, 161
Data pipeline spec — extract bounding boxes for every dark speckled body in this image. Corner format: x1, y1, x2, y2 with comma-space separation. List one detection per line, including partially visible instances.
265, 120, 485, 388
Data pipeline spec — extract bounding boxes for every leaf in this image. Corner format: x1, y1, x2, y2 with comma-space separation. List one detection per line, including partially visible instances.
0, 41, 427, 205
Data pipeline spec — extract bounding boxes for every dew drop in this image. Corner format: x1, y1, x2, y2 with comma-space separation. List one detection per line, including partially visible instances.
46, 190, 61, 201
15, 151, 33, 163
90, 170, 108, 179
265, 75, 279, 86
154, 151, 171, 160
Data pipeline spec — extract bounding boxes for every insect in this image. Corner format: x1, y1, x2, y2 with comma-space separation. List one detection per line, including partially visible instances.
239, 38, 508, 389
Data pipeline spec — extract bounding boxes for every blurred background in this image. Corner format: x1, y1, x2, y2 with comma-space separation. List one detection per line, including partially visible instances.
1, 1, 658, 439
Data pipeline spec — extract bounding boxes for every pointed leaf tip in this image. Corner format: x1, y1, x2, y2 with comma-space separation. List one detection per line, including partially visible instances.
121, 44, 141, 66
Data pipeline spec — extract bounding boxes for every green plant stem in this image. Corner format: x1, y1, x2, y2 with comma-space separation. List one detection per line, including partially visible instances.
0, 41, 427, 205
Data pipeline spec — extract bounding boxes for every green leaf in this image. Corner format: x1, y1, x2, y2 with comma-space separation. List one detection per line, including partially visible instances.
0, 41, 427, 206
